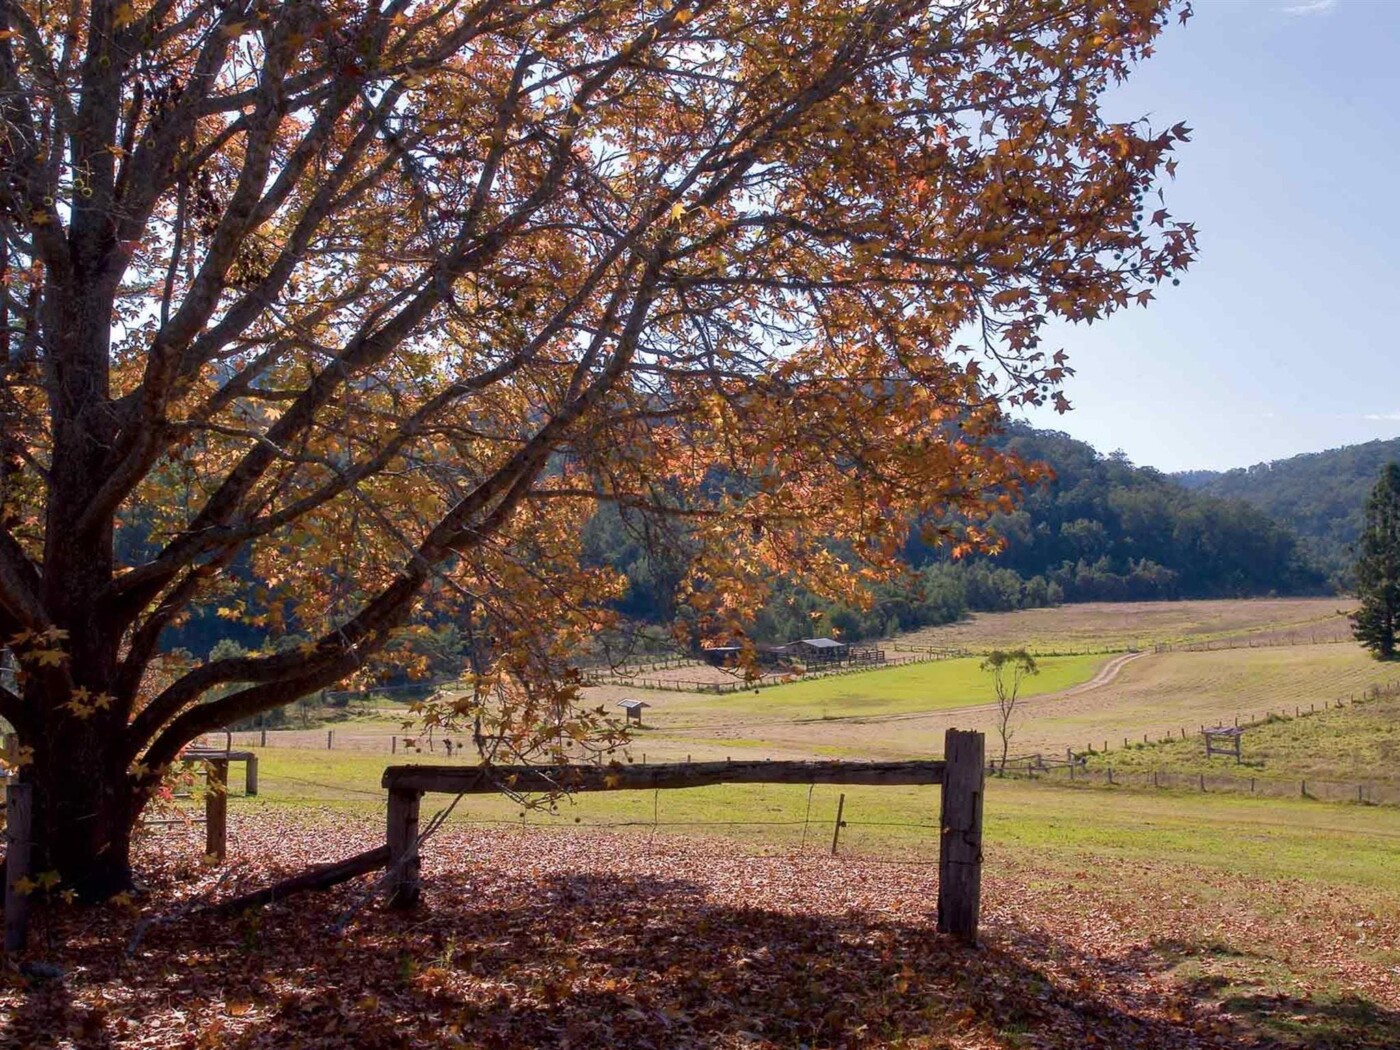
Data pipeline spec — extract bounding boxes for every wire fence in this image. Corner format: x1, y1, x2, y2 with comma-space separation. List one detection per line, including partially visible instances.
891, 642, 1140, 658
146, 778, 948, 867
578, 655, 705, 676
996, 763, 1400, 806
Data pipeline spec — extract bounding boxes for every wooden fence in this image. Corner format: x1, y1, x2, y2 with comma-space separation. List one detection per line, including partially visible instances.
380, 728, 987, 944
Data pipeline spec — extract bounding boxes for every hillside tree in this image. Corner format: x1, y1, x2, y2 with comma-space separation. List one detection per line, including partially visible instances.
1351, 464, 1400, 659
0, 0, 1194, 896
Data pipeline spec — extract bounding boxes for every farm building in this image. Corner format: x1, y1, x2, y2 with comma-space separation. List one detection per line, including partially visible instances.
789, 637, 850, 668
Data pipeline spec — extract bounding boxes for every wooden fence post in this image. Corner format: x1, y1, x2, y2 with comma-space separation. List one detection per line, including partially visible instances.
830, 793, 846, 856
4, 782, 32, 953
937, 729, 984, 946
206, 759, 228, 861
386, 787, 423, 909
245, 754, 259, 797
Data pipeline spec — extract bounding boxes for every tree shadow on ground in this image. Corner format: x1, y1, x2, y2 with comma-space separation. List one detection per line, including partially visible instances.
10, 862, 1398, 1050
1119, 938, 1400, 1050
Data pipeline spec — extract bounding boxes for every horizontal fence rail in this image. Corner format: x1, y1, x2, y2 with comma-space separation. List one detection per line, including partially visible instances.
382, 759, 950, 795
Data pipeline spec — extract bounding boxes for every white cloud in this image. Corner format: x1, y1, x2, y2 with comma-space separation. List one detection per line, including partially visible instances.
1362, 412, 1400, 422
1283, 0, 1337, 15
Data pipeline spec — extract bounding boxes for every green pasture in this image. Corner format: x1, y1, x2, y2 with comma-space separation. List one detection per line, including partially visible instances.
672, 652, 1104, 719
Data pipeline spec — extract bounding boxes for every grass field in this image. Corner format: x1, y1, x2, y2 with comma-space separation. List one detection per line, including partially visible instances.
591, 644, 1400, 765
226, 611, 1400, 769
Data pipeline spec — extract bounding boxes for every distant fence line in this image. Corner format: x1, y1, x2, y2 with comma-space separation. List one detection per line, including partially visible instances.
1151, 633, 1351, 654
578, 655, 704, 676
998, 763, 1400, 807
891, 642, 1136, 658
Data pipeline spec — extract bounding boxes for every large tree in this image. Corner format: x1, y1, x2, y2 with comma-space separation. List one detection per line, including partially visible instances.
0, 0, 1193, 896
1351, 464, 1400, 660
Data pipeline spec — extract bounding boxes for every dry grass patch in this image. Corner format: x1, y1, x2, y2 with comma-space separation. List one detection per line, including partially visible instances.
900, 597, 1355, 652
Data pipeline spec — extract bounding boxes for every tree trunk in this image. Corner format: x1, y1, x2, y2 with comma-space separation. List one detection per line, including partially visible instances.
24, 719, 143, 900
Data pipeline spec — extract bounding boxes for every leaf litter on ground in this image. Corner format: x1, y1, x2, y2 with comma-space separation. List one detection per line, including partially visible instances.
2, 809, 1398, 1049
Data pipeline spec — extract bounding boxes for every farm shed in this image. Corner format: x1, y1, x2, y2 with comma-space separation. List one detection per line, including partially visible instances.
791, 637, 850, 668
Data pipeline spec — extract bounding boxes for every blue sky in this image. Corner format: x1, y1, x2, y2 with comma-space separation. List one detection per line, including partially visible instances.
1018, 0, 1400, 473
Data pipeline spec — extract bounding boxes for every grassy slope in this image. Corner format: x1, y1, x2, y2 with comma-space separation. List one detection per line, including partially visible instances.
1084, 691, 1400, 785
1007, 644, 1400, 752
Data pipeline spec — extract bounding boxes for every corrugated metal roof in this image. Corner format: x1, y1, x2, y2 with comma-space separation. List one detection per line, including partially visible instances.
799, 637, 847, 648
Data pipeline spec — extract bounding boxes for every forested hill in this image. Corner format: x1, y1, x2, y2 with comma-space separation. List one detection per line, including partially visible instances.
904, 424, 1327, 601
583, 425, 1330, 643
1176, 436, 1400, 584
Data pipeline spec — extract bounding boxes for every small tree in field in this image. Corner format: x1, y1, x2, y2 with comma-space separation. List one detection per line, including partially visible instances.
982, 649, 1038, 773
1352, 464, 1400, 660
0, 0, 1194, 897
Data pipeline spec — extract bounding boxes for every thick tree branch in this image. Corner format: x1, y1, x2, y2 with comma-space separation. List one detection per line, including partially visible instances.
0, 524, 45, 628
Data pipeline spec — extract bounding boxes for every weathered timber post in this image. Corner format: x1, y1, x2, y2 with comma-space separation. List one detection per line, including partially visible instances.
260, 729, 267, 747
206, 759, 228, 861
245, 754, 259, 797
386, 788, 423, 908
937, 729, 984, 946
4, 782, 32, 952
327, 730, 334, 750
830, 793, 846, 856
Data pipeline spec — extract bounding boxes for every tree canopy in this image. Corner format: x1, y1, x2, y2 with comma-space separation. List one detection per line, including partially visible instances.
0, 0, 1193, 892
